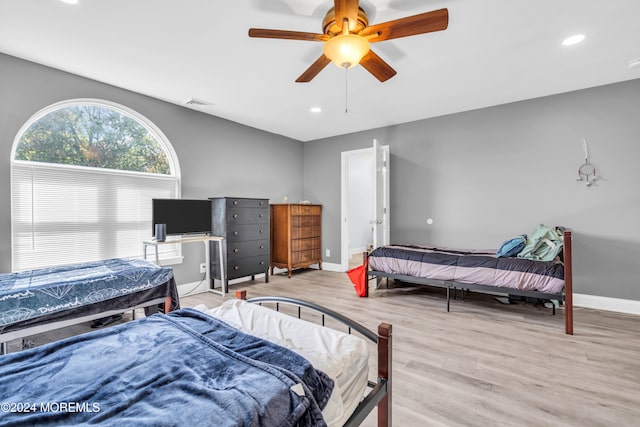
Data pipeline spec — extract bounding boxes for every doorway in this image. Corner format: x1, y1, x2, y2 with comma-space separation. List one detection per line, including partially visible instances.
340, 140, 390, 271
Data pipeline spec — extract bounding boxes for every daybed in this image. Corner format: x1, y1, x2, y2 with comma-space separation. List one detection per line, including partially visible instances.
0, 257, 178, 354
367, 230, 573, 334
0, 292, 392, 427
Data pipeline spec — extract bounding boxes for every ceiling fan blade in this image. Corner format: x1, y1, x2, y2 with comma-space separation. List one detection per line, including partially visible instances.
249, 28, 329, 42
295, 55, 332, 82
334, 0, 360, 32
359, 8, 448, 42
359, 50, 397, 82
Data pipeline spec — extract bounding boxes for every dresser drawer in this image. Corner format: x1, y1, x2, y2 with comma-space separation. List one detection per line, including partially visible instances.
226, 198, 268, 209
291, 215, 319, 227
227, 239, 269, 259
291, 226, 320, 239
291, 205, 321, 215
291, 249, 320, 264
227, 224, 268, 242
227, 207, 269, 225
291, 238, 320, 252
227, 255, 269, 280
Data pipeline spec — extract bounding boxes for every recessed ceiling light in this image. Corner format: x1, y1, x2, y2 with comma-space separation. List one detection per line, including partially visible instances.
310, 107, 322, 113
628, 58, 640, 69
60, 0, 79, 4
562, 34, 586, 46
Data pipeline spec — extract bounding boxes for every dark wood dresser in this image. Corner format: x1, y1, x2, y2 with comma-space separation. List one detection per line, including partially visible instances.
209, 197, 270, 290
270, 203, 322, 278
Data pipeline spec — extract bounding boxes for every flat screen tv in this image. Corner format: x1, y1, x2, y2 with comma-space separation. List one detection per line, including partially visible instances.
152, 199, 212, 236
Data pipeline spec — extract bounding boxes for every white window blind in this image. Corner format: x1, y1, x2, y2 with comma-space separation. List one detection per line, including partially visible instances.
11, 162, 179, 271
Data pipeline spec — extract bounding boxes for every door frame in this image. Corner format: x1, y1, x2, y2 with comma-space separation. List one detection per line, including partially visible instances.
340, 143, 389, 272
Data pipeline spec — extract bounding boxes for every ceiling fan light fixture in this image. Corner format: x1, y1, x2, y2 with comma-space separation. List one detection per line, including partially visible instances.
323, 34, 370, 69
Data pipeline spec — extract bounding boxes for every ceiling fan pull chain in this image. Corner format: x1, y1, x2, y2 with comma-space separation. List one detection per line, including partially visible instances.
345, 67, 349, 114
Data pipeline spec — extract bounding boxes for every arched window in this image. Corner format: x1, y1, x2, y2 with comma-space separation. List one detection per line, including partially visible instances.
11, 99, 181, 271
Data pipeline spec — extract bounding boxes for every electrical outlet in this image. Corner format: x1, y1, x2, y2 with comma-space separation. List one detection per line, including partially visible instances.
199, 263, 207, 274
326, 249, 330, 257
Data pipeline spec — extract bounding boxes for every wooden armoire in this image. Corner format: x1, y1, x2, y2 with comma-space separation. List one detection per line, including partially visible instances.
270, 204, 322, 278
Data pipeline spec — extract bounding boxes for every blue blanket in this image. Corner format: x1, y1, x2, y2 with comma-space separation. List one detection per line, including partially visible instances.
0, 309, 334, 426
0, 258, 174, 328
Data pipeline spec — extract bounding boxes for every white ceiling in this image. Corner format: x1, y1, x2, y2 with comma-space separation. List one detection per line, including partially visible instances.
1, 0, 639, 142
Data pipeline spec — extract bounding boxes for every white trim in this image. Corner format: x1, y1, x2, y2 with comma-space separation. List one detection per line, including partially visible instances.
322, 262, 344, 272
574, 293, 640, 316
10, 99, 181, 271
10, 98, 181, 180
340, 144, 389, 273
340, 146, 376, 272
177, 280, 209, 297
349, 246, 366, 256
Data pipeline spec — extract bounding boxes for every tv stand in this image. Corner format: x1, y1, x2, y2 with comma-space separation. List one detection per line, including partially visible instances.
142, 235, 228, 295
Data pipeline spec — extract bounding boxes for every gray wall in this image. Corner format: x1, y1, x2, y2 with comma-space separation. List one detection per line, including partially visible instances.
3, 52, 639, 301
0, 53, 304, 284
304, 78, 640, 301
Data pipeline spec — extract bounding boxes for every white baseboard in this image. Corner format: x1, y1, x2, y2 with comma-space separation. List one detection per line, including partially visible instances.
322, 262, 343, 272
349, 247, 366, 256
574, 293, 640, 316
177, 280, 209, 297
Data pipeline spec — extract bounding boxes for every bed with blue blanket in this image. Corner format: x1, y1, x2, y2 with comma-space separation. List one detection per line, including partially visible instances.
0, 298, 393, 427
0, 258, 178, 353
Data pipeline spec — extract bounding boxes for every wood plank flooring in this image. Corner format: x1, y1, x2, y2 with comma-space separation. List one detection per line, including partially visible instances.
7, 268, 640, 426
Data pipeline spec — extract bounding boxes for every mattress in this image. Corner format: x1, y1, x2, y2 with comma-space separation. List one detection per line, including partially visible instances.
0, 258, 174, 329
0, 308, 331, 426
199, 299, 370, 427
369, 244, 565, 294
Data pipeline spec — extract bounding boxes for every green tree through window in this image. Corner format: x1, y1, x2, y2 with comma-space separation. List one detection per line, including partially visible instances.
15, 105, 170, 174
12, 100, 179, 271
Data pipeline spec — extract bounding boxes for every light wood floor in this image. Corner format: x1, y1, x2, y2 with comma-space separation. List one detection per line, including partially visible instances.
8, 268, 640, 426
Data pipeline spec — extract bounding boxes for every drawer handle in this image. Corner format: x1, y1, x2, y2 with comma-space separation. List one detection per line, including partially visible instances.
233, 214, 238, 219
234, 266, 239, 270
233, 231, 239, 236
233, 200, 239, 205
259, 245, 264, 249
259, 213, 263, 218
259, 201, 264, 206
259, 229, 263, 233
260, 261, 265, 265
233, 249, 239, 253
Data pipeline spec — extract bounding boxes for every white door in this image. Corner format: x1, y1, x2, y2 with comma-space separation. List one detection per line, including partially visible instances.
372, 139, 390, 249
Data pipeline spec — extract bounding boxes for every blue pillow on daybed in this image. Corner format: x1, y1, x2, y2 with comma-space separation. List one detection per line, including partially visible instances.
496, 235, 527, 258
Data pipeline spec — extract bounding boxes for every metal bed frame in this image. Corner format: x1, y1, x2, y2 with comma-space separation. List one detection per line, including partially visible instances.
1, 294, 174, 355
368, 230, 574, 335
236, 290, 393, 427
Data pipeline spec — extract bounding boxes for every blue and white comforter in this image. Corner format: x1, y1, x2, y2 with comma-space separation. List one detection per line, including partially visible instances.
0, 308, 334, 426
0, 258, 174, 328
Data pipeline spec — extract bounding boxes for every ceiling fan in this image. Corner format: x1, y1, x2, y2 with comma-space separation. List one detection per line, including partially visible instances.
248, 0, 448, 83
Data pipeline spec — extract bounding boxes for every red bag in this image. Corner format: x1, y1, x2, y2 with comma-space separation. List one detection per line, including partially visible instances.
346, 258, 368, 297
